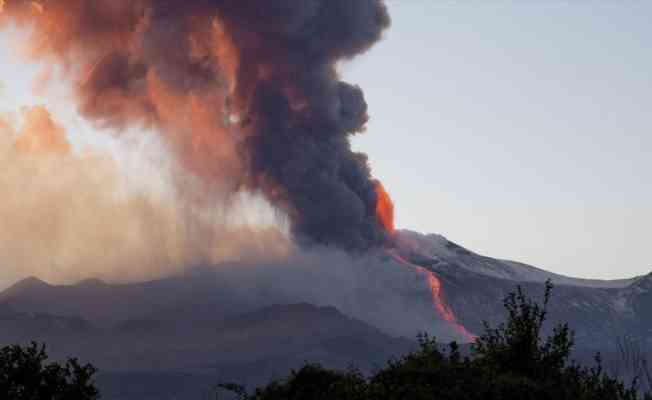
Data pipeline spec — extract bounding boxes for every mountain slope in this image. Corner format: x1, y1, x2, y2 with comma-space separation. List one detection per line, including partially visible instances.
396, 230, 639, 288
1, 231, 650, 399
0, 273, 415, 399
394, 230, 651, 350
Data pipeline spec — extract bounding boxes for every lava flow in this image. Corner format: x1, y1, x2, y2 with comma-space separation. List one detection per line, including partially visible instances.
391, 250, 476, 342
374, 184, 475, 342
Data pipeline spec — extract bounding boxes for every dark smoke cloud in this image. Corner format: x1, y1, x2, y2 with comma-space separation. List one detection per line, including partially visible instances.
1, 0, 391, 250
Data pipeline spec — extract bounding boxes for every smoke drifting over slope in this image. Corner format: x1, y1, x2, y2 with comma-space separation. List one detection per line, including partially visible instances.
1, 0, 392, 249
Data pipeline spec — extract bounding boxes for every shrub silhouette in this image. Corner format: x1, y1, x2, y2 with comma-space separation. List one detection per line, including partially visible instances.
219, 281, 652, 400
0, 342, 99, 400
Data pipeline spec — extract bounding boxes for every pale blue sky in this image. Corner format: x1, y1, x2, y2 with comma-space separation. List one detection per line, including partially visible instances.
345, 1, 651, 279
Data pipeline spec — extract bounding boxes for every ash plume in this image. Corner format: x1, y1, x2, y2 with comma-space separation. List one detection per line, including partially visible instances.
1, 0, 392, 250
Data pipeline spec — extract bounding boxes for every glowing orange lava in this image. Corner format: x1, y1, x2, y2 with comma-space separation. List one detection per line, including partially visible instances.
417, 266, 476, 342
374, 181, 395, 232
390, 250, 476, 342
372, 182, 473, 340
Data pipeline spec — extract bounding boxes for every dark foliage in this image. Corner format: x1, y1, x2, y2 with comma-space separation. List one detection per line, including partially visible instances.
0, 342, 99, 400
220, 281, 652, 400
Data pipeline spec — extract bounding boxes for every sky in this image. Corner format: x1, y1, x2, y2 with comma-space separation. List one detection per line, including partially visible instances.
345, 1, 651, 279
0, 2, 650, 281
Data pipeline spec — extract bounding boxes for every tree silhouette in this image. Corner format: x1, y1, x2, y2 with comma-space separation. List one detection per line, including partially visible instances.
0, 342, 99, 400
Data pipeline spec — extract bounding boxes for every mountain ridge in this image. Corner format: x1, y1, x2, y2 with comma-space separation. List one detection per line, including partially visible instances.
395, 229, 642, 288
0, 230, 650, 399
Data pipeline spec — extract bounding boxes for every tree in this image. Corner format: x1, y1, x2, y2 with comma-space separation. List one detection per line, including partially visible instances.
472, 280, 574, 381
0, 342, 99, 400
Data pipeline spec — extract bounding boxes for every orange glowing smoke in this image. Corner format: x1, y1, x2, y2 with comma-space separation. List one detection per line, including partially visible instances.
13, 106, 70, 155
374, 181, 395, 232
30, 1, 42, 14
1, 0, 392, 248
1, 2, 245, 190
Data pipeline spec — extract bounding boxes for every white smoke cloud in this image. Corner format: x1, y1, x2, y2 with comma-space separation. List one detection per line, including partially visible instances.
0, 106, 290, 288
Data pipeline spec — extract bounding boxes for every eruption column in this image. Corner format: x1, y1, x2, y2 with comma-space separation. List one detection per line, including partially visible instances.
0, 0, 395, 250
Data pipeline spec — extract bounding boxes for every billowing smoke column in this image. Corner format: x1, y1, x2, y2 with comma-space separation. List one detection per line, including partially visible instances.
227, 1, 393, 249
1, 0, 392, 250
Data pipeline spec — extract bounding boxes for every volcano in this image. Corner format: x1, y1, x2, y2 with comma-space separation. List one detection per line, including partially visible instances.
0, 2, 649, 399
